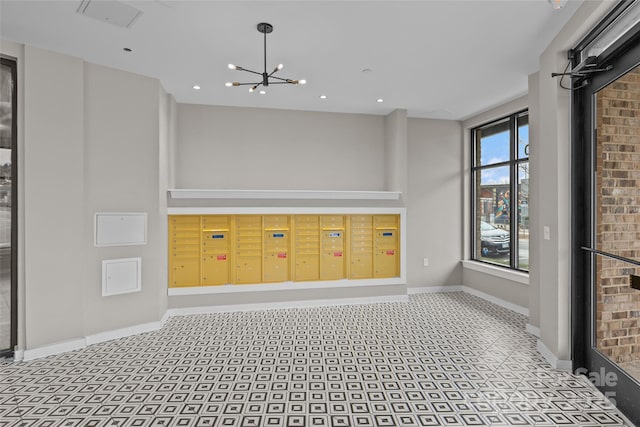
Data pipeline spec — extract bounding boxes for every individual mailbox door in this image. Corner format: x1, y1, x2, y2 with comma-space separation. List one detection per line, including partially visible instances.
294, 215, 320, 281
320, 215, 346, 280
169, 215, 201, 287
201, 215, 231, 285
264, 230, 290, 282
374, 215, 400, 278
235, 215, 263, 284
350, 215, 373, 279
263, 215, 290, 283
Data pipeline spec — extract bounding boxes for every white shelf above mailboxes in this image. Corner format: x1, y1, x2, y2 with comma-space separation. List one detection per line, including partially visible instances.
168, 189, 401, 200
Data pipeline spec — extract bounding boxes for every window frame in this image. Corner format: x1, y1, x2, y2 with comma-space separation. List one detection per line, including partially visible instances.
470, 109, 529, 272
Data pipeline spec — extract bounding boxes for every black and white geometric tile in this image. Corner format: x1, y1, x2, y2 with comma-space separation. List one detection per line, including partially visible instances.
0, 292, 629, 426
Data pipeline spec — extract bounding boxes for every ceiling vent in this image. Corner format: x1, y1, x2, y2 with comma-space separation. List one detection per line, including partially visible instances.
77, 0, 142, 29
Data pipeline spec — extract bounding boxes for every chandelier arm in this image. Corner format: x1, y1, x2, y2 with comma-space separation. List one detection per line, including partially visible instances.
268, 68, 280, 78
234, 82, 262, 86
237, 68, 263, 77
269, 75, 292, 82
267, 81, 295, 85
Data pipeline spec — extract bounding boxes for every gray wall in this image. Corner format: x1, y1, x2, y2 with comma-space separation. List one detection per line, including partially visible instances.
24, 46, 86, 348
407, 118, 463, 288
384, 109, 408, 197
5, 44, 171, 351
534, 0, 614, 362
176, 104, 386, 191
82, 62, 166, 336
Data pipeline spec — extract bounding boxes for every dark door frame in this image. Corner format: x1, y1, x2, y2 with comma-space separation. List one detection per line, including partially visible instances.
0, 56, 17, 359
571, 32, 640, 427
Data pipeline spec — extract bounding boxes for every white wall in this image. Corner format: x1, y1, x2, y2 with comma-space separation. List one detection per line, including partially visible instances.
407, 118, 463, 288
176, 104, 385, 191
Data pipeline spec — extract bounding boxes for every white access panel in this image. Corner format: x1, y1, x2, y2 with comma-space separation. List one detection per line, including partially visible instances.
102, 257, 142, 297
95, 212, 147, 246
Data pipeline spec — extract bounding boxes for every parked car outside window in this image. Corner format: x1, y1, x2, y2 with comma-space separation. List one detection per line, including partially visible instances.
480, 221, 510, 257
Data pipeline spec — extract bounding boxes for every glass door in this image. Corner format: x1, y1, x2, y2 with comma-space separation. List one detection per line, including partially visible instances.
0, 57, 16, 358
574, 40, 640, 425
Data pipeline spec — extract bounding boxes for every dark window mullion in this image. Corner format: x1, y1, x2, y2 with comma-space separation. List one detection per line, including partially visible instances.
474, 160, 512, 171
510, 116, 518, 269
471, 129, 479, 259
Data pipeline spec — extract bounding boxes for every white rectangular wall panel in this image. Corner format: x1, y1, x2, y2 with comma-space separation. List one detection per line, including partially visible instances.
102, 257, 142, 296
95, 212, 147, 246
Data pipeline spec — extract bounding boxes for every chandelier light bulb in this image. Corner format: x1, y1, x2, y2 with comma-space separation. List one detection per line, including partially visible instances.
277, 64, 284, 70
259, 90, 266, 95
225, 82, 233, 87
228, 63, 237, 70
249, 86, 255, 92
299, 79, 307, 85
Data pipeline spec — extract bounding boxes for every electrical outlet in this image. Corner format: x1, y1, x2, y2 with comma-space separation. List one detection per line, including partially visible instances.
423, 258, 429, 267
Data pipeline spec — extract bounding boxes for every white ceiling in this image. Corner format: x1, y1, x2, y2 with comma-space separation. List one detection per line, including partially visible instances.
0, 0, 583, 120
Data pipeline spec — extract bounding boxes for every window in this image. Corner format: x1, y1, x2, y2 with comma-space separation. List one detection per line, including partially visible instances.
471, 111, 529, 271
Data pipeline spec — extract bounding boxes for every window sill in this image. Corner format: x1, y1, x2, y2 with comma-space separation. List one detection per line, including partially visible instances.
461, 260, 529, 285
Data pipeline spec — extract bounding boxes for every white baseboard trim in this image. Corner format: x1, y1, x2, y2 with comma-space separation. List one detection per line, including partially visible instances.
85, 320, 164, 346
537, 339, 572, 371
23, 338, 86, 362
526, 323, 540, 337
167, 294, 409, 317
160, 310, 171, 326
23, 318, 170, 361
461, 286, 529, 317
407, 285, 463, 294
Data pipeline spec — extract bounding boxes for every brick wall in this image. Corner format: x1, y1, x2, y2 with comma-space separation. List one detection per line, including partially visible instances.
595, 66, 640, 364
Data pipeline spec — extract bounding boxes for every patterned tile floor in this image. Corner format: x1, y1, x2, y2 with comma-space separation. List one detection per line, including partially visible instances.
0, 292, 630, 426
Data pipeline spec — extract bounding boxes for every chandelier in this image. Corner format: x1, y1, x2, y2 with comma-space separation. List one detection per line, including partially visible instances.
225, 22, 306, 94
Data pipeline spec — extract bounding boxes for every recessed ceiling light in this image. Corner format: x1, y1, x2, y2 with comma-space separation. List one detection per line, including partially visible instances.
319, 95, 327, 99
193, 85, 201, 90
123, 47, 132, 52
376, 98, 384, 103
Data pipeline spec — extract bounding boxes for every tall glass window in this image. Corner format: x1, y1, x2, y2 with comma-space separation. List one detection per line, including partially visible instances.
472, 111, 529, 271
0, 57, 16, 356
